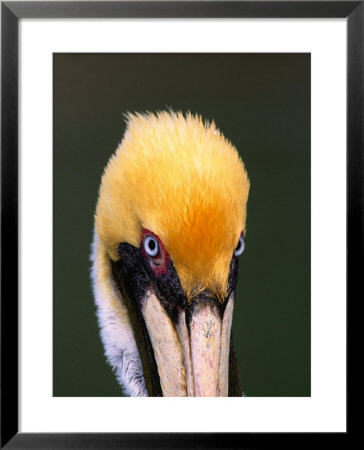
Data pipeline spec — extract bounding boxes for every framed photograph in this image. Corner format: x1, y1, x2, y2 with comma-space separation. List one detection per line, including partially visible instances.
1, 1, 359, 448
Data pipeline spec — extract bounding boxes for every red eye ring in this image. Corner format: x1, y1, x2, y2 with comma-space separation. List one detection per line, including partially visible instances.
141, 229, 170, 276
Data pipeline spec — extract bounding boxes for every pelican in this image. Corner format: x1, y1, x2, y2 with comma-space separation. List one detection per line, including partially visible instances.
91, 111, 250, 396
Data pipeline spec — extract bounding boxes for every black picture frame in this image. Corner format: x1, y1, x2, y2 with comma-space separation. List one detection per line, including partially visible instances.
1, 1, 360, 448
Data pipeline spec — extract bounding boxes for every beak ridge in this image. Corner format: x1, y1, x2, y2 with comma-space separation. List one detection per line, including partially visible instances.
177, 295, 235, 397
141, 290, 235, 397
188, 301, 222, 396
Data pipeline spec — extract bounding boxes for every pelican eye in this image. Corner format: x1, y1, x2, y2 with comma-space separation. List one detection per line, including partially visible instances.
144, 235, 159, 257
234, 235, 245, 257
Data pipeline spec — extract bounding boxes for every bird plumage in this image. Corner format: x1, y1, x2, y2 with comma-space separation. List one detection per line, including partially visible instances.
96, 111, 249, 300
92, 111, 250, 396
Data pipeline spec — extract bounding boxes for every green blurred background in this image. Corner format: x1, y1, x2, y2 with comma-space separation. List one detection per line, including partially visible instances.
53, 53, 310, 397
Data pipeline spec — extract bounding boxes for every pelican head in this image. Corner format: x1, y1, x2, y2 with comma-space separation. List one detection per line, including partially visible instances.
91, 111, 250, 396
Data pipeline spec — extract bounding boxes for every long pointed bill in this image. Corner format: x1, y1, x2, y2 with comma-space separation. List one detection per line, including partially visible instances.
141, 292, 187, 396
140, 290, 235, 397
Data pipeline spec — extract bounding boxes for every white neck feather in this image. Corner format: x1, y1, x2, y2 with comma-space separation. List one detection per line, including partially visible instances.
90, 230, 147, 397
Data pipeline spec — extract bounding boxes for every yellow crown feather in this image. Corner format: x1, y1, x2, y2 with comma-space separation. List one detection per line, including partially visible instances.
95, 111, 250, 300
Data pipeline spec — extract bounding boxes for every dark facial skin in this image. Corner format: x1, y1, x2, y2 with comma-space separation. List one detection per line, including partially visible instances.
111, 229, 242, 397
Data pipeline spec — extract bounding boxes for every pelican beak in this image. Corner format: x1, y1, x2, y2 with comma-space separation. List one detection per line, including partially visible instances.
140, 291, 235, 397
